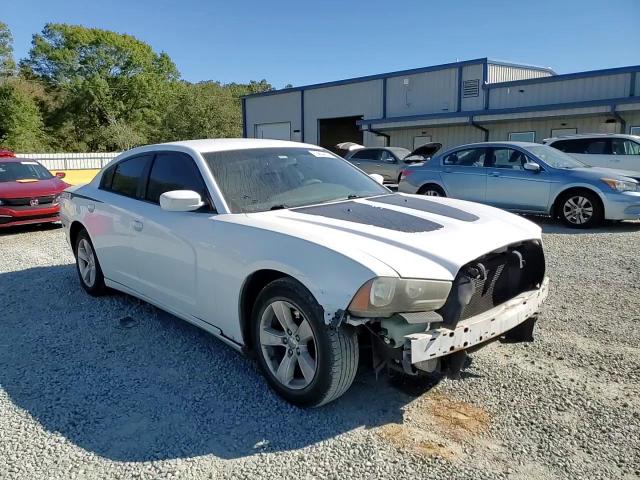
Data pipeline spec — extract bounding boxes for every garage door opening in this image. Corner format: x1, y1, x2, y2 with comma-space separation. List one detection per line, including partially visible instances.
318, 116, 363, 154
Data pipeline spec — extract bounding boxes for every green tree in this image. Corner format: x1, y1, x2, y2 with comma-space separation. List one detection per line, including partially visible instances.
22, 23, 179, 151
0, 22, 16, 77
0, 80, 47, 151
159, 80, 272, 141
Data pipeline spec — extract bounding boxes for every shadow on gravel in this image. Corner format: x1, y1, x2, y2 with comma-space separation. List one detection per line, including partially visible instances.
0, 222, 63, 237
528, 216, 640, 235
0, 265, 436, 462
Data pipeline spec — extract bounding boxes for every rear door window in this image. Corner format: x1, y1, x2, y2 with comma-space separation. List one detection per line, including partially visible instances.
443, 148, 487, 167
145, 151, 209, 206
612, 139, 640, 155
106, 155, 152, 198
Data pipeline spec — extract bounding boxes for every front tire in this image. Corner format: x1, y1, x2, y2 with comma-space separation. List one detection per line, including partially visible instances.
74, 229, 107, 295
252, 277, 359, 407
556, 190, 603, 228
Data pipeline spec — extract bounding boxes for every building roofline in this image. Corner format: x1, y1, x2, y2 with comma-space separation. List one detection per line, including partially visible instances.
487, 64, 640, 89
242, 58, 489, 99
357, 96, 640, 127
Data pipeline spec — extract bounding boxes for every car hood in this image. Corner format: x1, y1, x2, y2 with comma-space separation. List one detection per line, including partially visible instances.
566, 166, 640, 182
221, 194, 542, 280
0, 177, 68, 197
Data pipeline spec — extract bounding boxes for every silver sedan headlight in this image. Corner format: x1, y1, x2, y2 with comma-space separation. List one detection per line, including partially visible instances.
347, 277, 452, 318
601, 178, 639, 192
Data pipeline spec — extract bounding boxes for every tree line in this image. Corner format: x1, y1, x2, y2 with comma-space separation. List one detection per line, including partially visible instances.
0, 22, 273, 152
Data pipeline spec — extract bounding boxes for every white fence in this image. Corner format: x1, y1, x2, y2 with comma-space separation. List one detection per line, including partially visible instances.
18, 152, 120, 170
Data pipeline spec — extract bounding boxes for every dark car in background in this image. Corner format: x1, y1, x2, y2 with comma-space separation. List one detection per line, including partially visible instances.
0, 151, 69, 228
339, 142, 442, 184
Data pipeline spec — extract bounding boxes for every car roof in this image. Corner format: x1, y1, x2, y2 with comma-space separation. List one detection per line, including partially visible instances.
156, 138, 322, 153
545, 133, 640, 142
445, 141, 541, 149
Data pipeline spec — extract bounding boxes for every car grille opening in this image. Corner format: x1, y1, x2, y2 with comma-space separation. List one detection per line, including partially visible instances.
437, 240, 545, 327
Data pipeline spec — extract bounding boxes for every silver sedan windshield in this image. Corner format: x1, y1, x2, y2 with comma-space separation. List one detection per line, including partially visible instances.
202, 147, 389, 213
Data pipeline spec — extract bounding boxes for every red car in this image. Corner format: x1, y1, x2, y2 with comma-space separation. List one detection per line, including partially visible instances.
0, 151, 69, 228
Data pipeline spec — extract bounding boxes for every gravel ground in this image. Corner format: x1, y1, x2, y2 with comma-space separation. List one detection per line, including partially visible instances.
1, 220, 639, 480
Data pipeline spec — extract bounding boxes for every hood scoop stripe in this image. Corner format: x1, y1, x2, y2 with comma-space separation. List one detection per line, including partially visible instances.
370, 194, 479, 222
294, 201, 442, 233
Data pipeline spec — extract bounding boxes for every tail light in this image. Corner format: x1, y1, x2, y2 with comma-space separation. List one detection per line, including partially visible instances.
400, 169, 414, 181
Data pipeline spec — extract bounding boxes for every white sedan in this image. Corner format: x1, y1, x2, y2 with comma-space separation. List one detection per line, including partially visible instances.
61, 139, 549, 407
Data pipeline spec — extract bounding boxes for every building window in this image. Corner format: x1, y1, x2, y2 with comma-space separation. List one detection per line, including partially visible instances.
509, 131, 536, 142
462, 79, 480, 98
413, 135, 432, 149
551, 128, 577, 137
631, 126, 640, 136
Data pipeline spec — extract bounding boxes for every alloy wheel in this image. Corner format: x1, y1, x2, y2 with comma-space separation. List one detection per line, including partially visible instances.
424, 189, 441, 196
259, 300, 318, 390
77, 238, 97, 287
563, 195, 594, 225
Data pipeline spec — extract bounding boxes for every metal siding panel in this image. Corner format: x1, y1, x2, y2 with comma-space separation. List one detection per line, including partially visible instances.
245, 92, 302, 140
489, 74, 631, 109
488, 65, 552, 83
486, 114, 617, 142
18, 152, 119, 170
386, 68, 458, 117
303, 80, 383, 144
461, 64, 485, 112
387, 125, 485, 151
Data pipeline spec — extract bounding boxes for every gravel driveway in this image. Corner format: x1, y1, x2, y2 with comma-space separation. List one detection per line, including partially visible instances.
1, 220, 639, 480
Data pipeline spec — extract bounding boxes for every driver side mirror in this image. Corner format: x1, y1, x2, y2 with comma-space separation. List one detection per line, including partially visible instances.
523, 162, 541, 173
160, 190, 205, 212
369, 174, 384, 185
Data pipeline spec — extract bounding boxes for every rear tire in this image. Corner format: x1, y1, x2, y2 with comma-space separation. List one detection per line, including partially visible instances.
74, 229, 107, 296
418, 184, 446, 197
251, 277, 359, 407
556, 190, 603, 229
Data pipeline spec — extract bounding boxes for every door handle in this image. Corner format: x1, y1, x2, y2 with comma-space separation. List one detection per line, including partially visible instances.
133, 219, 144, 232
355, 162, 361, 165
490, 172, 501, 177
443, 168, 452, 173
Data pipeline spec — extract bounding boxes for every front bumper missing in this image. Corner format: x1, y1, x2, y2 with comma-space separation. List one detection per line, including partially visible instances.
406, 276, 549, 367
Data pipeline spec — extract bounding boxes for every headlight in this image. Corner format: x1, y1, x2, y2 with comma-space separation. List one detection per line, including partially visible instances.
52, 194, 62, 205
601, 178, 638, 192
348, 277, 452, 317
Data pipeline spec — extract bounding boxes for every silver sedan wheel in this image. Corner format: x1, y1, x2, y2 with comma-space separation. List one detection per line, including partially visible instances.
77, 238, 97, 288
259, 300, 318, 390
424, 189, 441, 197
563, 195, 594, 225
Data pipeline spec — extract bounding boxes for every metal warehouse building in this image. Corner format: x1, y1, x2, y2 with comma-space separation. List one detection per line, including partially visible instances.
242, 57, 640, 153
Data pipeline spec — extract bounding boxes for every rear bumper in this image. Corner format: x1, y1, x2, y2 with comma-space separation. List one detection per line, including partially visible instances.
407, 276, 549, 365
0, 205, 60, 228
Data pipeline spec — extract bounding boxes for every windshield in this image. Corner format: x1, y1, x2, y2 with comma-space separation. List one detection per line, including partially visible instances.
0, 161, 53, 183
203, 147, 389, 213
525, 145, 586, 169
388, 147, 411, 159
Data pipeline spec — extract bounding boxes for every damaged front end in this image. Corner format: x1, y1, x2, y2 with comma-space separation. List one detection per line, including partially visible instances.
348, 239, 549, 378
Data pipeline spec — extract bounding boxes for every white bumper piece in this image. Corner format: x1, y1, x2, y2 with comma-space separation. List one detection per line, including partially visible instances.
407, 277, 550, 364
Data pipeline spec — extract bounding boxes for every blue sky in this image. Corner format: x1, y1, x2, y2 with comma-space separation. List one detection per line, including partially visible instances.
4, 0, 639, 88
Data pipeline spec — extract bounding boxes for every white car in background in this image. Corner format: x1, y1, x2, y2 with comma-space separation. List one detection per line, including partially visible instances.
544, 134, 640, 174
61, 139, 549, 407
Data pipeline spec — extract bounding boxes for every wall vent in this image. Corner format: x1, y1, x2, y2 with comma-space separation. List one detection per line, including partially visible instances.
463, 79, 480, 98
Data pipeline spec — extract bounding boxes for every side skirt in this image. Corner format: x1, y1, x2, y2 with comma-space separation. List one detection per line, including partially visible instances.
103, 277, 244, 352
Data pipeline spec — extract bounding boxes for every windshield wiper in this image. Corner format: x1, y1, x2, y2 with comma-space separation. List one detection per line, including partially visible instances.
269, 204, 289, 210
347, 194, 363, 199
